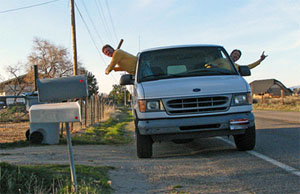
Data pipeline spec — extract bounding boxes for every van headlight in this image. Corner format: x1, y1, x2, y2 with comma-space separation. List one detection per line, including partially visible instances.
138, 99, 165, 112
232, 93, 252, 106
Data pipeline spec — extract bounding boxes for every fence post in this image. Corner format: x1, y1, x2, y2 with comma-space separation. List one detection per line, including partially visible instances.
90, 95, 93, 125
85, 96, 88, 127
96, 95, 99, 123
80, 99, 83, 128
102, 98, 105, 120
94, 95, 96, 123
281, 89, 285, 104
99, 96, 102, 121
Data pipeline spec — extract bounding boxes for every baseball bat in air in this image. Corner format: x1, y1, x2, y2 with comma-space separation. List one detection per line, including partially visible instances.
116, 39, 124, 49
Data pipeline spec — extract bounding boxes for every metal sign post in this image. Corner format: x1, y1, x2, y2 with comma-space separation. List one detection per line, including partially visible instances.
65, 122, 78, 192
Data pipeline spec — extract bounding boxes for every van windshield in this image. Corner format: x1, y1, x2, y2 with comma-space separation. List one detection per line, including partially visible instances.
137, 46, 238, 82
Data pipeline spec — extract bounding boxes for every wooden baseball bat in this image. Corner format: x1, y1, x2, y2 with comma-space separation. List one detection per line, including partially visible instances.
116, 39, 124, 49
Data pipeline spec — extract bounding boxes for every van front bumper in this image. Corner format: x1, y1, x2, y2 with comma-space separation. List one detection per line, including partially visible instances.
137, 112, 254, 139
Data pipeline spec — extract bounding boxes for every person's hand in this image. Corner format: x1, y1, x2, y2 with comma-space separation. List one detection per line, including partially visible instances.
260, 51, 268, 61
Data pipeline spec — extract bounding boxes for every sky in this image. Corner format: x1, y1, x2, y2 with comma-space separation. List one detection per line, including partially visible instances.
0, 0, 299, 94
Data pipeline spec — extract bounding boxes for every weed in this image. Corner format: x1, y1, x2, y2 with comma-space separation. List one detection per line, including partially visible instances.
0, 162, 113, 194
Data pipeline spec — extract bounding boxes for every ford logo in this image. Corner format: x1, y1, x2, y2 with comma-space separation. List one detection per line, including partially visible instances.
193, 88, 201, 92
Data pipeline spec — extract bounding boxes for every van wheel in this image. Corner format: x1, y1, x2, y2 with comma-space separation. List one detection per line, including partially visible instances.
136, 128, 153, 158
234, 125, 256, 151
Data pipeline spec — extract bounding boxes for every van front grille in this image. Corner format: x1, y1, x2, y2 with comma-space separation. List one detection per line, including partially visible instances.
164, 96, 230, 115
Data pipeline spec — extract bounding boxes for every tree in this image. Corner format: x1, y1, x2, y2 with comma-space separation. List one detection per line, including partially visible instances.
108, 84, 129, 105
87, 71, 99, 97
27, 38, 74, 78
4, 63, 31, 96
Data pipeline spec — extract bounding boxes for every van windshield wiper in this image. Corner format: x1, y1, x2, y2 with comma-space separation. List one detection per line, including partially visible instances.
141, 73, 185, 81
184, 68, 236, 75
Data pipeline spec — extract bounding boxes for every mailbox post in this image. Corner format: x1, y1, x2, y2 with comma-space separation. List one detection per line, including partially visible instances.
29, 75, 88, 192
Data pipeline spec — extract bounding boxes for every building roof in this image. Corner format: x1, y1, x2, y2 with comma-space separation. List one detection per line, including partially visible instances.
250, 79, 292, 95
0, 74, 27, 87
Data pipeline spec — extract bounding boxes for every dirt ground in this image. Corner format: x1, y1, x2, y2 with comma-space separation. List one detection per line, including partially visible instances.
0, 122, 29, 143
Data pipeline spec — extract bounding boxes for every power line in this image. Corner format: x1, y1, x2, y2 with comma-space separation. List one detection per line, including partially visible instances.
94, 0, 114, 44
75, 2, 105, 64
80, 0, 104, 45
104, 0, 119, 43
0, 0, 61, 14
74, 2, 118, 83
97, 0, 116, 45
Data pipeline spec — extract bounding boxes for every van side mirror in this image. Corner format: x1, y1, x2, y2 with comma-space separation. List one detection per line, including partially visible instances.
120, 74, 134, 85
239, 66, 251, 76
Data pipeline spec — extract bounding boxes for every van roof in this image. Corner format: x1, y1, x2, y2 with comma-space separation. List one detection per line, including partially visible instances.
141, 44, 223, 53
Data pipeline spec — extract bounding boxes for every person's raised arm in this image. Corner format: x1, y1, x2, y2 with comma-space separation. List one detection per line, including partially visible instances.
247, 51, 268, 69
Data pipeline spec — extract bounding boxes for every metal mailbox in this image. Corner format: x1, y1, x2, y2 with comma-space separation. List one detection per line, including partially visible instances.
37, 75, 88, 103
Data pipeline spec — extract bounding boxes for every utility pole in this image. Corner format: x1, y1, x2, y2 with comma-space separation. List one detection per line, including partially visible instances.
68, 1, 78, 193
70, 0, 78, 75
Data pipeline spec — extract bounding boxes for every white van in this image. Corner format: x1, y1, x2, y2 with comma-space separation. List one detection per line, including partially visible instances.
120, 45, 255, 158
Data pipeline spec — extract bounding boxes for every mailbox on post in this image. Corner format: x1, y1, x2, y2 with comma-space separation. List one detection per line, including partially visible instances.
29, 75, 88, 144
29, 75, 88, 191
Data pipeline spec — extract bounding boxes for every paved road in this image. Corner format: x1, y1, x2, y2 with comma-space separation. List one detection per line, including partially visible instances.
0, 110, 299, 193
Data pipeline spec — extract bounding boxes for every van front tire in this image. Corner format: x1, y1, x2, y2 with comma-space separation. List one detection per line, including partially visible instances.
136, 128, 153, 158
234, 125, 256, 151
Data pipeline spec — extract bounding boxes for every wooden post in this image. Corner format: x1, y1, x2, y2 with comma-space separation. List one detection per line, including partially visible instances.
90, 96, 93, 125
70, 0, 78, 76
33, 65, 38, 91
102, 98, 105, 119
124, 88, 127, 106
80, 99, 83, 128
281, 89, 285, 104
96, 95, 99, 123
261, 94, 264, 104
99, 96, 102, 121
85, 96, 88, 127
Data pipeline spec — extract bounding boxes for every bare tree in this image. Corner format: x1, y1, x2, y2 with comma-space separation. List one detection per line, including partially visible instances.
5, 63, 31, 96
27, 38, 74, 78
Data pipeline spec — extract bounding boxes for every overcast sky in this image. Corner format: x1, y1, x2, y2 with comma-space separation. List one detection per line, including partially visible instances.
0, 0, 299, 93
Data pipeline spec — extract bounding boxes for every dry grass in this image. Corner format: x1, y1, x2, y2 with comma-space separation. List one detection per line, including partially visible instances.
253, 96, 300, 112
0, 122, 29, 143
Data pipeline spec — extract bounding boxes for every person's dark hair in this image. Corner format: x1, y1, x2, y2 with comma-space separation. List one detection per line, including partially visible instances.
102, 44, 114, 53
231, 49, 242, 56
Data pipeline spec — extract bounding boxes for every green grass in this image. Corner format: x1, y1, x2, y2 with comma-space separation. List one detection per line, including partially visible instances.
0, 162, 113, 194
61, 107, 134, 145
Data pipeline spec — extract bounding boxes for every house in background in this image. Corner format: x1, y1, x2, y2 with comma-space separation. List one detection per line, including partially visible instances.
250, 79, 292, 97
0, 74, 33, 96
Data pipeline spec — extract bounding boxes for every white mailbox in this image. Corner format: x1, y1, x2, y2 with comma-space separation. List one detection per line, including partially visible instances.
30, 102, 81, 123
